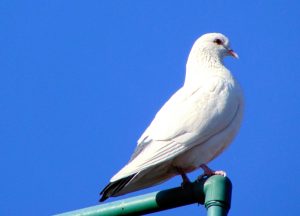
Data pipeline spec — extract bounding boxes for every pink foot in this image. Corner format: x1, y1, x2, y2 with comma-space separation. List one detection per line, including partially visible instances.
197, 164, 227, 180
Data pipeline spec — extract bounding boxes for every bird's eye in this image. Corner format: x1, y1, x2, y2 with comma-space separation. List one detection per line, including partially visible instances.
214, 39, 223, 45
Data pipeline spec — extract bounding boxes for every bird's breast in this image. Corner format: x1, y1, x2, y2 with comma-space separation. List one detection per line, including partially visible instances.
171, 80, 243, 171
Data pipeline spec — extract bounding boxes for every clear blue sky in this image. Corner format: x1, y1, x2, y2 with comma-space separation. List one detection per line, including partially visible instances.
1, 1, 299, 215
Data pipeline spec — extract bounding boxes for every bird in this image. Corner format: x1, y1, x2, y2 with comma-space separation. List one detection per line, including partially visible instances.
100, 33, 244, 202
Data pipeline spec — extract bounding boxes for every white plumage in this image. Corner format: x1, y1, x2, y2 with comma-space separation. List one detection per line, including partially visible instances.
100, 33, 244, 201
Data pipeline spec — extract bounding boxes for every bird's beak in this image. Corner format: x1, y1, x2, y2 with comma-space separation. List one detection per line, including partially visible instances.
227, 49, 239, 59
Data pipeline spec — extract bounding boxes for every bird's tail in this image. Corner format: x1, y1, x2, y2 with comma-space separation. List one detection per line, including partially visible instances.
99, 174, 136, 202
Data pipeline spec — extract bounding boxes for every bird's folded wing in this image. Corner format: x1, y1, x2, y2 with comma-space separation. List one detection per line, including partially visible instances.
111, 77, 240, 182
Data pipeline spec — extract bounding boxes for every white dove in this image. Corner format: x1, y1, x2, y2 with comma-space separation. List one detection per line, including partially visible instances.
100, 33, 244, 202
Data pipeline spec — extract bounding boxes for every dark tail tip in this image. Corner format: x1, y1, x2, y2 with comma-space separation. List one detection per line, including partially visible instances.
99, 194, 108, 202
99, 174, 135, 202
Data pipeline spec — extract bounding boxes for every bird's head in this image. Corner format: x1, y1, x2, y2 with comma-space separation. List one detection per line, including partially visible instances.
193, 33, 238, 61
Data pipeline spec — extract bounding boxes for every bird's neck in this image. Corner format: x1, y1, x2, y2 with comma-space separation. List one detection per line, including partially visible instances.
184, 52, 226, 88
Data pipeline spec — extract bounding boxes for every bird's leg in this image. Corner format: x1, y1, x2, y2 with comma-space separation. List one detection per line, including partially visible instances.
197, 164, 226, 180
181, 173, 191, 185
176, 167, 191, 187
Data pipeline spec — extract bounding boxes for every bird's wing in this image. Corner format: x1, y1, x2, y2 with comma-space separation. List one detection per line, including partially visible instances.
111, 77, 240, 182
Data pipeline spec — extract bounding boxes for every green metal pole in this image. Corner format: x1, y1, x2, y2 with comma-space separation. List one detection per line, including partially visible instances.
54, 175, 232, 216
204, 175, 232, 216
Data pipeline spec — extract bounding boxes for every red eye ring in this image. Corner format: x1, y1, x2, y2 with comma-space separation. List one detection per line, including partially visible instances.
214, 39, 223, 45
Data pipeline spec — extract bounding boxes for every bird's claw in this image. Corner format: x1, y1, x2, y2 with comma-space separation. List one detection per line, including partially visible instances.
181, 178, 191, 188
213, 170, 227, 177
197, 164, 227, 181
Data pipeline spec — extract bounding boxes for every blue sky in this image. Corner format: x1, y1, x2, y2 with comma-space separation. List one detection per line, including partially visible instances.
1, 0, 299, 215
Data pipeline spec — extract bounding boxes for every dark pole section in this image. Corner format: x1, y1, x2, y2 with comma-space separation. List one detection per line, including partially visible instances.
55, 175, 232, 216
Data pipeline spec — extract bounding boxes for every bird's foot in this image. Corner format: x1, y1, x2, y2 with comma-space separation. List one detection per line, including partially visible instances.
181, 173, 191, 187
197, 164, 226, 180
176, 167, 191, 188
